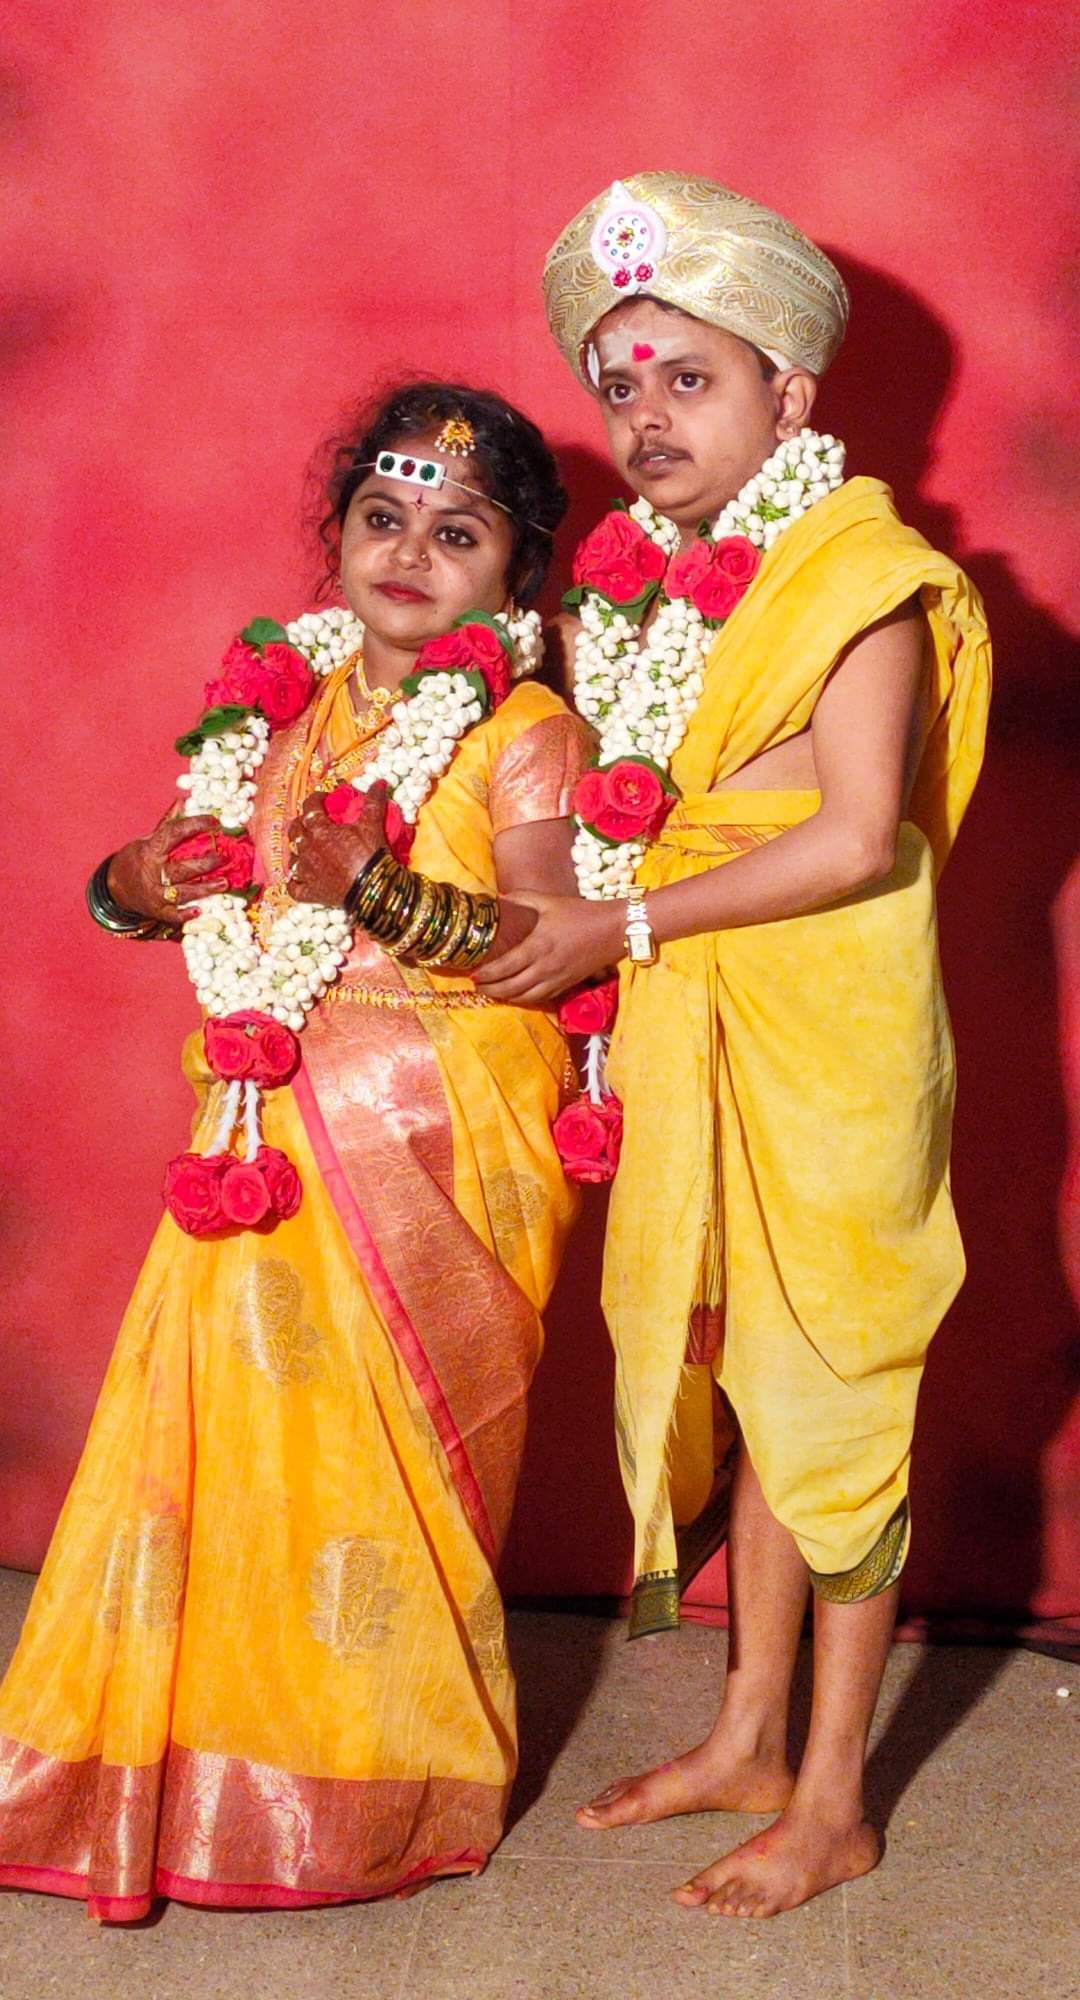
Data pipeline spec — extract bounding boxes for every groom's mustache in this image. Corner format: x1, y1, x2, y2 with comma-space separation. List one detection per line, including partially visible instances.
629, 442, 690, 468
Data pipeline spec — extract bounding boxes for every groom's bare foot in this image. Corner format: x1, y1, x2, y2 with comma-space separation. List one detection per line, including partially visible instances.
575, 1734, 794, 1830
672, 1799, 880, 1918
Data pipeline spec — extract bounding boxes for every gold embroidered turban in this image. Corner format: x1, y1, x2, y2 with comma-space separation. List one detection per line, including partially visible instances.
543, 172, 849, 388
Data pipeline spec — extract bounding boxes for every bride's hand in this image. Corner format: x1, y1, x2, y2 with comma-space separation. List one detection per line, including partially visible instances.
286, 785, 389, 906
108, 807, 228, 924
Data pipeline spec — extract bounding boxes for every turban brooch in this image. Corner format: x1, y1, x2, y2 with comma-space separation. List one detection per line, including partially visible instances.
543, 172, 849, 388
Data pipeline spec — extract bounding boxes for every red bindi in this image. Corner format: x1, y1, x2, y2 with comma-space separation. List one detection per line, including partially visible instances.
632, 342, 655, 360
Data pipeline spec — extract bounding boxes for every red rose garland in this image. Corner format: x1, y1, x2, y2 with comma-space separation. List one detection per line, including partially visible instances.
665, 534, 762, 620
553, 518, 763, 1188
573, 758, 677, 845
558, 977, 619, 1038
168, 828, 257, 891
551, 1092, 624, 1185
412, 622, 516, 706
164, 610, 527, 1236
163, 1143, 302, 1237
204, 637, 316, 726
552, 977, 623, 1183
567, 511, 667, 612
324, 781, 416, 864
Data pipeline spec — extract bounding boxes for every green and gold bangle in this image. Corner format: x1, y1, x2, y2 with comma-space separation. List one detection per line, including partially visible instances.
344, 850, 501, 972
86, 855, 178, 941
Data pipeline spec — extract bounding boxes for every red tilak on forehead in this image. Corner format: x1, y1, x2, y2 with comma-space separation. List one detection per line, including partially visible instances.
632, 342, 655, 360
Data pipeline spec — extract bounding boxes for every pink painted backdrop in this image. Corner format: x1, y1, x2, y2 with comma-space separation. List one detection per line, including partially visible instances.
4, 0, 1078, 1629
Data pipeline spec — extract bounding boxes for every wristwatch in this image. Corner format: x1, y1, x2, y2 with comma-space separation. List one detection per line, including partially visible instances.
624, 888, 658, 966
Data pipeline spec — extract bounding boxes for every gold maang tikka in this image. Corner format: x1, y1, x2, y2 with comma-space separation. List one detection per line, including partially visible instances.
433, 416, 475, 458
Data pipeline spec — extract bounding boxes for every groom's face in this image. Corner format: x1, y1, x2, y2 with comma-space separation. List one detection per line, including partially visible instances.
591, 299, 815, 536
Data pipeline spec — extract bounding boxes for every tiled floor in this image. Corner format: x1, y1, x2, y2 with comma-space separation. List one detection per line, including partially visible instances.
0, 1569, 1075, 1998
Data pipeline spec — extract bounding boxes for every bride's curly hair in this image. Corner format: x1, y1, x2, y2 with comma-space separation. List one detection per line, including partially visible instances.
311, 380, 567, 605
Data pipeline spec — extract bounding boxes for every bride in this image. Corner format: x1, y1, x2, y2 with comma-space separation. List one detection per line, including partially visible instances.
0, 381, 589, 1918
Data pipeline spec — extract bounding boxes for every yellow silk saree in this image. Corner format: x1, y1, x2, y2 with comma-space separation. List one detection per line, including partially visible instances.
603, 478, 991, 1633
0, 670, 587, 1918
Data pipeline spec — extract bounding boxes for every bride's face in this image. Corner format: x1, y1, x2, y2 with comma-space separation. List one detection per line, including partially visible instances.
340, 433, 516, 650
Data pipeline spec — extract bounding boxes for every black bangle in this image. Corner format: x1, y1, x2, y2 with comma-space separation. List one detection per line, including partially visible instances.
86, 854, 176, 940
343, 847, 392, 925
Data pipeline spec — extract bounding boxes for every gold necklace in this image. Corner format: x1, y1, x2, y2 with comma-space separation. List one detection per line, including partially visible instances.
308, 652, 393, 790
252, 655, 393, 946
354, 654, 394, 711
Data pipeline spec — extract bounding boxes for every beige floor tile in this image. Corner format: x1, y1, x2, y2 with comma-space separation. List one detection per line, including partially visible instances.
864, 1642, 1078, 1859
2, 1573, 1076, 1998
0, 1891, 423, 2000
505, 1612, 767, 1867
843, 1846, 1078, 2000
0, 1565, 33, 1651
403, 1856, 845, 2000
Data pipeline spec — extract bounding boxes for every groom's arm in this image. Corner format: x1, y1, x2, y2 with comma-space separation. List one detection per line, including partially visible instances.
543, 612, 582, 705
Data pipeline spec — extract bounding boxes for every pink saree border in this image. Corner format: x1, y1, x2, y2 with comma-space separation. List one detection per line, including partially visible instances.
156, 1850, 485, 1909
290, 1062, 497, 1566
0, 1852, 487, 1921
0, 1732, 505, 1921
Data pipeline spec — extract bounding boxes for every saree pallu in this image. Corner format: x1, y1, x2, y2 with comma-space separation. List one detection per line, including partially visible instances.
603, 479, 991, 1627
0, 675, 587, 1918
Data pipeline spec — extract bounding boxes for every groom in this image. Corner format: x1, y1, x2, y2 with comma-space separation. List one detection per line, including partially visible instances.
476, 173, 990, 1917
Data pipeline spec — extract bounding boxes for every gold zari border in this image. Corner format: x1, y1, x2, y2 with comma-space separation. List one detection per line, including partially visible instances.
809, 1500, 910, 1603
322, 983, 492, 1011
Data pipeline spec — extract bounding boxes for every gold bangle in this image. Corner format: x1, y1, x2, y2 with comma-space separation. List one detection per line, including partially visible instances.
349, 868, 396, 932
414, 882, 457, 959
348, 855, 501, 973
408, 878, 445, 953
419, 889, 499, 970
462, 899, 500, 968
344, 848, 395, 925
419, 889, 475, 967
367, 864, 419, 941
384, 875, 440, 958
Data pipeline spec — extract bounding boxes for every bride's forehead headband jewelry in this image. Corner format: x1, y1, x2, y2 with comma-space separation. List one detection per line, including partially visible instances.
362, 426, 553, 535
543, 172, 849, 391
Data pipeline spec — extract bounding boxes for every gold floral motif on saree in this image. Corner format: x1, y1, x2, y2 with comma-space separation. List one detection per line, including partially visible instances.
233, 1258, 324, 1387
306, 1537, 404, 1658
130, 1515, 188, 1627
484, 1168, 548, 1263
99, 1514, 188, 1631
465, 1581, 508, 1678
